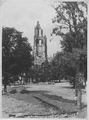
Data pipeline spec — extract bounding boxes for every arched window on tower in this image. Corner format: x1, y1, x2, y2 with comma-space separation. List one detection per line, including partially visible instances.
39, 40, 41, 46
35, 28, 38, 36
39, 29, 41, 37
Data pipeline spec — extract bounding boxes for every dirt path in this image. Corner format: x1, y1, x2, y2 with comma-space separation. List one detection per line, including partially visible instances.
26, 82, 87, 104
2, 86, 58, 118
2, 82, 87, 118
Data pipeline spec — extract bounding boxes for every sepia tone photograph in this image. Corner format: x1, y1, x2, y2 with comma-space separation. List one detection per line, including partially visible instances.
1, 0, 87, 119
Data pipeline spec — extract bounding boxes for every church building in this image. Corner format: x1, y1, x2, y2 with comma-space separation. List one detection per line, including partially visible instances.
33, 21, 47, 65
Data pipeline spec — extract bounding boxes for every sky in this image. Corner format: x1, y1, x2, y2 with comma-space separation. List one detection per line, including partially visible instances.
1, 0, 62, 56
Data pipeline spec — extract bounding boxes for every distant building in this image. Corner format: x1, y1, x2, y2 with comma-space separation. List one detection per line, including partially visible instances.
33, 21, 47, 65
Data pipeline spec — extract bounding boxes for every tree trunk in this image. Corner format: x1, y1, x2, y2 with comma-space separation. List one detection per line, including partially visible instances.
59, 78, 60, 82
3, 74, 8, 92
4, 84, 7, 92
14, 81, 15, 85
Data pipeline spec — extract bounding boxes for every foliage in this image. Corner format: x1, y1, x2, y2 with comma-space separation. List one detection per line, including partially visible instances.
52, 2, 87, 36
2, 27, 33, 91
51, 2, 87, 86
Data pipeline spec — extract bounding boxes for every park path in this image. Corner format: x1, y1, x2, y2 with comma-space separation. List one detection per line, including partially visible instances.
2, 86, 57, 118
2, 81, 87, 118
26, 81, 87, 105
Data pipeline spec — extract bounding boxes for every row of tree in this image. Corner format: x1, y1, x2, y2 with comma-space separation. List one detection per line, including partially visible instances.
2, 2, 87, 91
32, 2, 87, 87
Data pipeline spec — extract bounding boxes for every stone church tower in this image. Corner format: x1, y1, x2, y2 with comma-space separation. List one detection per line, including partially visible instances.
33, 21, 47, 65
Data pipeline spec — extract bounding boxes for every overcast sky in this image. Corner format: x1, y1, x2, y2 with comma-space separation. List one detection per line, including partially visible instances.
1, 0, 62, 56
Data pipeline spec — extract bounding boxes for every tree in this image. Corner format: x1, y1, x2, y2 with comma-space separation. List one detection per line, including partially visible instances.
52, 2, 87, 36
2, 27, 33, 92
51, 2, 87, 86
51, 2, 87, 54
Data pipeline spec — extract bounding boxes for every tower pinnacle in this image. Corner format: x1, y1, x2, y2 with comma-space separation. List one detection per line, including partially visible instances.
36, 21, 41, 29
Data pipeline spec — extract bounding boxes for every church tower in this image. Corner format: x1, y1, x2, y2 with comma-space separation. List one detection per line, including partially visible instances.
33, 21, 47, 65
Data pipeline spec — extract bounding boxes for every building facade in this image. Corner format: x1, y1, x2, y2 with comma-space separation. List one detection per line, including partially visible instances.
33, 21, 47, 65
